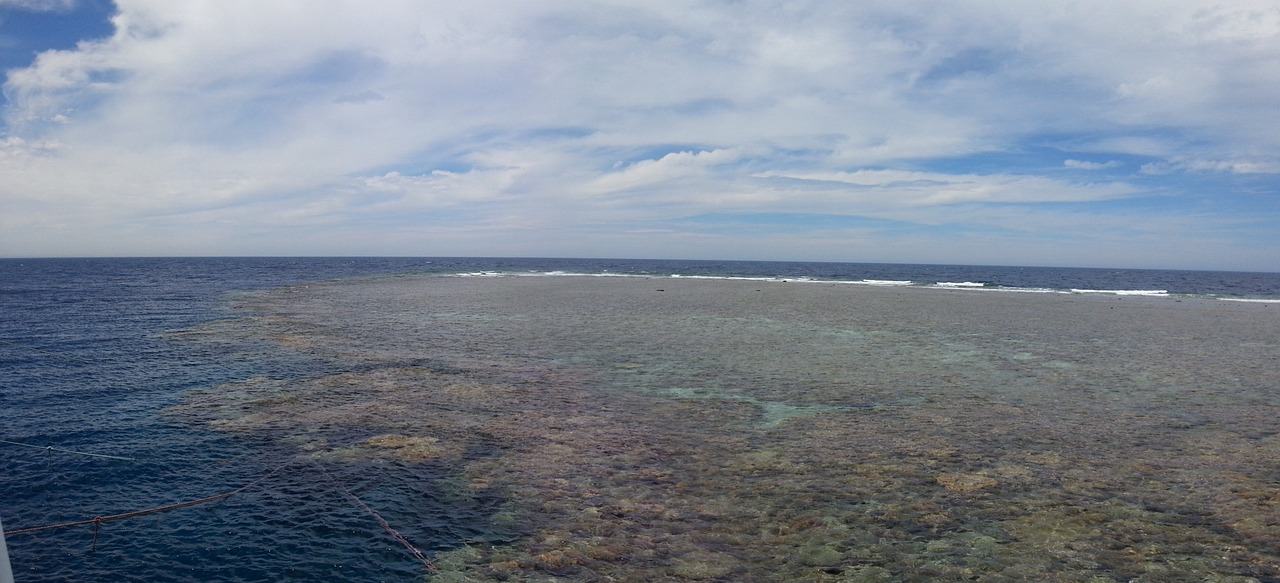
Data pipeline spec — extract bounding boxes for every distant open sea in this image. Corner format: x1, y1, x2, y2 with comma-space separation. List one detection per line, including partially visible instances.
2, 257, 1279, 582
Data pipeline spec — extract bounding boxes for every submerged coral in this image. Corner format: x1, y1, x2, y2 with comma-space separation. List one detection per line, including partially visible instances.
165, 276, 1280, 582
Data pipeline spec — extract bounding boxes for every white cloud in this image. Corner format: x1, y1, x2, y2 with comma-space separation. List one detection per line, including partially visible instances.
754, 169, 1139, 208
1064, 159, 1121, 170
1142, 158, 1280, 175
1, 1, 1278, 267
0, 135, 60, 159
358, 169, 516, 207
0, 0, 76, 10
587, 149, 742, 195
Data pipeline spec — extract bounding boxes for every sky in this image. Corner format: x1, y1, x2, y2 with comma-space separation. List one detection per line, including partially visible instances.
1, 1, 1278, 270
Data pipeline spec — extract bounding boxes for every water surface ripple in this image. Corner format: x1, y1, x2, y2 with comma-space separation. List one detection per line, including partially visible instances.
4, 259, 1279, 582
175, 275, 1280, 582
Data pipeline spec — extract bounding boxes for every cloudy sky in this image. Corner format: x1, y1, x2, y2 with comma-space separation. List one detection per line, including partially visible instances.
2, 1, 1278, 269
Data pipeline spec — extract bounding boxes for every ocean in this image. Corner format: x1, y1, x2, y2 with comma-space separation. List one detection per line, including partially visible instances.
2, 257, 1279, 582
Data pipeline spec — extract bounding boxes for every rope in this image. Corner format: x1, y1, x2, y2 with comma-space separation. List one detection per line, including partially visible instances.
6, 455, 441, 574
0, 439, 136, 462
309, 460, 438, 574
5, 459, 295, 537
0, 436, 263, 466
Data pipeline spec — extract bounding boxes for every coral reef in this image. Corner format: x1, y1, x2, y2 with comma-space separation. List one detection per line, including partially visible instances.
164, 276, 1280, 582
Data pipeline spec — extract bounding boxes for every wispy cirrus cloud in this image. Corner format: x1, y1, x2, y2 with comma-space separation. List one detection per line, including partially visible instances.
1142, 158, 1280, 175
0, 0, 76, 10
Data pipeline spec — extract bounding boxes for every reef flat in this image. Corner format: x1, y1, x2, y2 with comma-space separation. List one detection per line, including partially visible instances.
166, 275, 1280, 582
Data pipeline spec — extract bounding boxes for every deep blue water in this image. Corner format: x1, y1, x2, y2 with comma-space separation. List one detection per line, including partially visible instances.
2, 257, 1279, 582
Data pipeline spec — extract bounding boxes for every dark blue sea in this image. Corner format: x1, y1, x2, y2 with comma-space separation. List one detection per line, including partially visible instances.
2, 257, 1279, 582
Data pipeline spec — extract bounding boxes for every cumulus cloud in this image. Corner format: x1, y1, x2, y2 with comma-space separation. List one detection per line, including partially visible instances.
0, 135, 59, 159
1, 1, 1278, 266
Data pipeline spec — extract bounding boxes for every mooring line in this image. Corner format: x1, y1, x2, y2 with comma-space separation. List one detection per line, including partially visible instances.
7, 455, 441, 574
309, 459, 438, 574
5, 458, 296, 538
0, 439, 137, 462
0, 437, 258, 466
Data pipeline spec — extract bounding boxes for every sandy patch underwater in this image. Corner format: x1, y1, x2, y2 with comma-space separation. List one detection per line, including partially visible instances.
166, 274, 1280, 582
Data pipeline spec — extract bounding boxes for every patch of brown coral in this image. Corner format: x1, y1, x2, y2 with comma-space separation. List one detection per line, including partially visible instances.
164, 278, 1280, 582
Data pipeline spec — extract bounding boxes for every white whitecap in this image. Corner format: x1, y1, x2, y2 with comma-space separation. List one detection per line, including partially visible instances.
1070, 289, 1168, 296
859, 279, 914, 286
